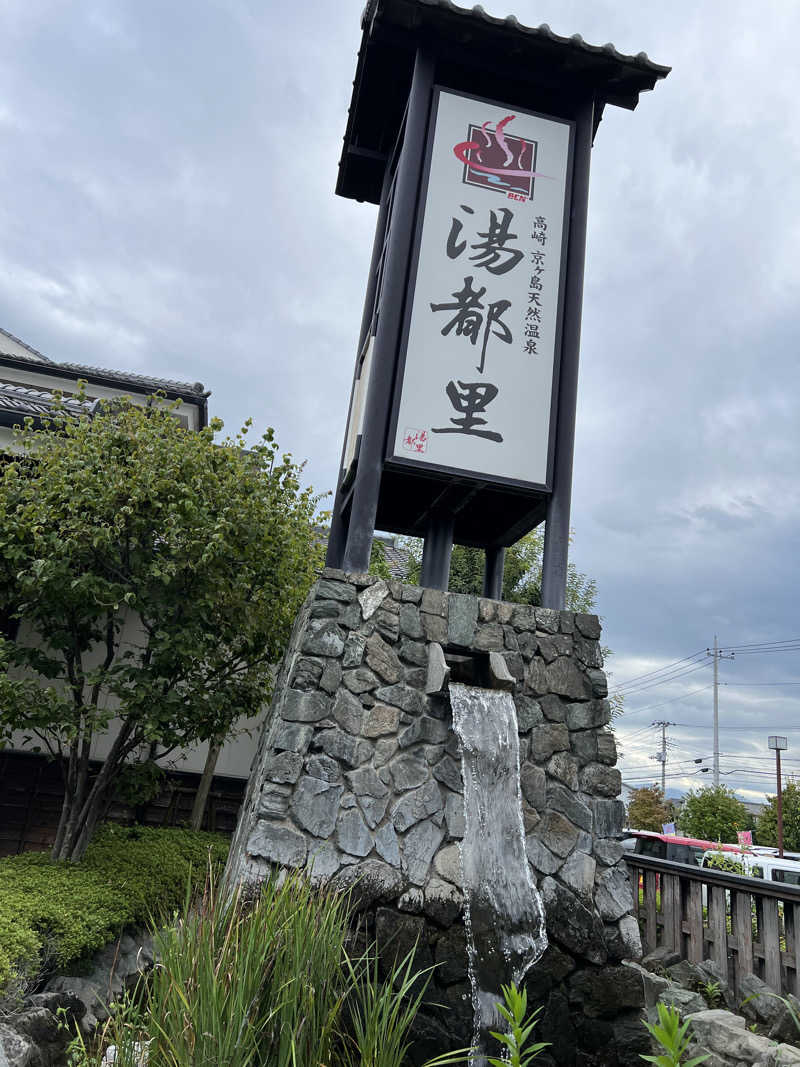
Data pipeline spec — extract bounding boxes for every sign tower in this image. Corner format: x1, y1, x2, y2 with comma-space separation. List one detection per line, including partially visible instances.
326, 1, 669, 604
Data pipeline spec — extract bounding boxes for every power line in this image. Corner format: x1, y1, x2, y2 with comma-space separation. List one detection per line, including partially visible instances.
614, 649, 707, 690
619, 683, 716, 719
616, 658, 711, 696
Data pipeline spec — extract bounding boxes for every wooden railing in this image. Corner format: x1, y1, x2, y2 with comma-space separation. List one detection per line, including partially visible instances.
626, 853, 800, 998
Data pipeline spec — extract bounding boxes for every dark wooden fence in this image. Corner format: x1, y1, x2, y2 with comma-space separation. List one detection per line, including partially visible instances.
626, 853, 800, 998
0, 751, 246, 856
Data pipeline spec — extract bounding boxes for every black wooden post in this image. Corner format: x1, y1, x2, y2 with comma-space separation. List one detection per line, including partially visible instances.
540, 95, 595, 610
483, 546, 505, 600
341, 46, 435, 574
326, 169, 393, 569
420, 511, 454, 590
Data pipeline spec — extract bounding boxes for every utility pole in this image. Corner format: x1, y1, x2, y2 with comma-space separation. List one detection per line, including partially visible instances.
652, 721, 675, 795
707, 636, 735, 788
769, 736, 788, 858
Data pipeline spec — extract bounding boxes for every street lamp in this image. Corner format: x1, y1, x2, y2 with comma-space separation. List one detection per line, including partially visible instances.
768, 736, 788, 857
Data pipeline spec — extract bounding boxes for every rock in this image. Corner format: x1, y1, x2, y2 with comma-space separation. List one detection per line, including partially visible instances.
525, 657, 548, 695
301, 620, 345, 657
596, 731, 617, 765
579, 763, 622, 798
547, 783, 592, 832
389, 754, 430, 791
0, 1024, 37, 1067
421, 612, 447, 643
399, 639, 427, 666
346, 766, 389, 798
374, 684, 424, 715
433, 755, 462, 793
314, 728, 370, 767
366, 632, 403, 684
343, 666, 379, 694
448, 594, 478, 647
474, 623, 504, 651
398, 603, 424, 638
434, 926, 469, 985
317, 579, 356, 602
43, 976, 107, 1031
571, 729, 598, 766
546, 658, 591, 700
374, 738, 397, 767
425, 642, 450, 695
398, 715, 449, 748
358, 794, 390, 830
290, 656, 323, 690
535, 606, 560, 633
305, 754, 341, 782
434, 843, 462, 886
257, 782, 291, 818
568, 965, 645, 1018
541, 877, 607, 965
330, 860, 404, 909
421, 588, 445, 615
375, 909, 433, 979
362, 703, 400, 738
359, 580, 388, 619
565, 699, 611, 731
320, 659, 342, 694
559, 851, 596, 902
587, 668, 608, 697
424, 877, 463, 925
686, 1009, 772, 1063
659, 983, 707, 1016
332, 688, 364, 735
392, 780, 442, 832
488, 651, 515, 690
247, 820, 308, 867
520, 763, 546, 810
374, 605, 400, 643
401, 819, 445, 885
290, 776, 344, 838
342, 631, 367, 667
546, 752, 579, 790
768, 993, 800, 1043
595, 839, 624, 866
398, 888, 423, 913
375, 822, 401, 866
272, 722, 313, 753
336, 807, 373, 857
575, 613, 601, 639
539, 694, 566, 722
595, 865, 635, 921
27, 990, 86, 1026
641, 946, 681, 971
264, 751, 303, 784
515, 695, 544, 730
306, 841, 343, 881
613, 915, 643, 960
282, 689, 331, 722
526, 835, 563, 875
590, 798, 625, 839
530, 722, 570, 760
537, 811, 580, 858
538, 634, 572, 662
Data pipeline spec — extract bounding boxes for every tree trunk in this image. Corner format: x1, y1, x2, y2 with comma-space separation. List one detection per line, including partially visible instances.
190, 739, 222, 831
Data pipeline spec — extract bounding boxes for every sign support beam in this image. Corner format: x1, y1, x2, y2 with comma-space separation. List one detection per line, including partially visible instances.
341, 46, 435, 574
540, 95, 595, 610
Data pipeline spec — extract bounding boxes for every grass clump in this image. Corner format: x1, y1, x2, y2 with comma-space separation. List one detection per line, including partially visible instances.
66, 868, 472, 1067
0, 824, 228, 997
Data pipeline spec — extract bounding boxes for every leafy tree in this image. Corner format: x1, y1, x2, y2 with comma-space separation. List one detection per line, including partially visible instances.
403, 527, 597, 610
0, 397, 323, 861
626, 785, 673, 832
678, 786, 749, 844
757, 781, 800, 852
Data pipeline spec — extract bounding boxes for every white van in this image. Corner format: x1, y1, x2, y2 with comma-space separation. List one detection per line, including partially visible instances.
701, 849, 800, 886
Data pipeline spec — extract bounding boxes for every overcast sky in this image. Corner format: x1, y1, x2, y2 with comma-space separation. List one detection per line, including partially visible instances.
1, 0, 799, 805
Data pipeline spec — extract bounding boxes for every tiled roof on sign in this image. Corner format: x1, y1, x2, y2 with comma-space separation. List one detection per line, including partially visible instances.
362, 0, 670, 79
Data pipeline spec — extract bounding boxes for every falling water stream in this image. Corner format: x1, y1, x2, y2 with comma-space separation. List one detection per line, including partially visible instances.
449, 682, 548, 1066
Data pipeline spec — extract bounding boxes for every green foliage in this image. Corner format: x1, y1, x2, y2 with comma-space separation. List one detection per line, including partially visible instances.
640, 1002, 709, 1066
403, 527, 597, 610
700, 980, 721, 1009
112, 760, 166, 809
369, 539, 393, 581
0, 824, 227, 996
757, 781, 800, 852
63, 867, 471, 1067
678, 787, 749, 844
487, 982, 549, 1067
0, 396, 324, 860
627, 786, 673, 833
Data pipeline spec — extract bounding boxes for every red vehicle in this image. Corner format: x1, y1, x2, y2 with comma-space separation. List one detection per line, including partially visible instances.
625, 829, 743, 867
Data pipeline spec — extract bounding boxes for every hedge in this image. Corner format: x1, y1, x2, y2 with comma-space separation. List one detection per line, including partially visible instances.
0, 824, 229, 995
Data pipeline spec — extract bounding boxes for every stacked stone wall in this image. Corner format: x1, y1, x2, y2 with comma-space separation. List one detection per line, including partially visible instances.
226, 569, 646, 1065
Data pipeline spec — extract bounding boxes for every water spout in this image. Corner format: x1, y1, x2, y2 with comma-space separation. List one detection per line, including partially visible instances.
449, 682, 548, 1066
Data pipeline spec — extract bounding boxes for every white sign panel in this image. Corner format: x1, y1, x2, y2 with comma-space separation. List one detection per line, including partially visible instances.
392, 89, 572, 486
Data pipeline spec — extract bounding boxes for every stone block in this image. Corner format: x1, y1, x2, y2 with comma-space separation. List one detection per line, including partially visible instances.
488, 650, 515, 690
374, 738, 397, 766
399, 715, 449, 748
530, 722, 570, 760
540, 877, 607, 965
331, 861, 404, 910
343, 666, 379, 694
546, 657, 592, 700
421, 588, 445, 615
433, 754, 462, 793
474, 622, 504, 651
316, 579, 356, 602
445, 793, 465, 839
398, 603, 424, 638
336, 807, 373, 857
399, 639, 427, 665
539, 694, 566, 722
290, 656, 323, 690
546, 752, 579, 790
526, 835, 562, 875
515, 695, 543, 730
374, 684, 424, 715
332, 688, 365, 735
347, 766, 390, 798
314, 728, 370, 768
342, 631, 367, 667
401, 818, 445, 885
537, 811, 580, 858
590, 798, 625, 839
571, 730, 598, 766
559, 851, 596, 902
301, 620, 345, 657
421, 611, 448, 643
685, 1009, 772, 1064
248, 820, 308, 867
568, 964, 645, 1018
264, 751, 303, 784
434, 843, 462, 886
319, 659, 342, 693
520, 763, 546, 810
305, 754, 341, 782
363, 704, 400, 738
511, 603, 536, 631
547, 783, 592, 832
594, 839, 624, 866
282, 689, 331, 723
595, 865, 635, 921
579, 763, 622, 798
587, 667, 608, 697
424, 877, 463, 925
290, 776, 344, 838
375, 821, 401, 866
392, 779, 442, 832
596, 730, 617, 765
525, 657, 548, 695
359, 794, 390, 829
366, 632, 403, 683
358, 580, 388, 619
447, 593, 478, 647
389, 754, 430, 792
575, 613, 601, 639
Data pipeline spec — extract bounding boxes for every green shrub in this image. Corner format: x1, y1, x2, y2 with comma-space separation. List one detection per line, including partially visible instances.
0, 824, 228, 995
